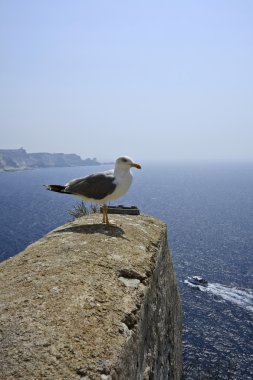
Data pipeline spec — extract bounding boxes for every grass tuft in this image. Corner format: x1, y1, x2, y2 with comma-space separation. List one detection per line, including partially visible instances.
68, 201, 99, 219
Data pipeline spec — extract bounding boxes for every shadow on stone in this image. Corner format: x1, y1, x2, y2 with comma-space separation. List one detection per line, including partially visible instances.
54, 224, 127, 238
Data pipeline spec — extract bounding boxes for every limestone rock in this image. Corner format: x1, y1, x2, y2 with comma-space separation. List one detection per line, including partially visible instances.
0, 148, 100, 171
0, 214, 182, 379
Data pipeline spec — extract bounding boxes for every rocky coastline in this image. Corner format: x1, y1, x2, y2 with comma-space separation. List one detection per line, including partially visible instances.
0, 148, 100, 172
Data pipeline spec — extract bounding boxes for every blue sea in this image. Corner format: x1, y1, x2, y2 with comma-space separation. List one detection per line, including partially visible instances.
0, 163, 253, 378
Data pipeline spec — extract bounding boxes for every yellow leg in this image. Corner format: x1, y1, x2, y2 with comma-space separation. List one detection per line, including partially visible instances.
105, 205, 109, 225
102, 205, 111, 225
102, 205, 106, 224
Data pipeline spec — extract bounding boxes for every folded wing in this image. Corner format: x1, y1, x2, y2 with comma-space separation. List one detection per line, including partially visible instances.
65, 173, 117, 200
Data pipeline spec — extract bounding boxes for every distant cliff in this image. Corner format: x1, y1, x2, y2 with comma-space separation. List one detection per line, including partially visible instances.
0, 214, 182, 379
0, 148, 100, 171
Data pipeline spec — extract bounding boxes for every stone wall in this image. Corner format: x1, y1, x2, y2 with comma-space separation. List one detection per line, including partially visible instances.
0, 214, 182, 379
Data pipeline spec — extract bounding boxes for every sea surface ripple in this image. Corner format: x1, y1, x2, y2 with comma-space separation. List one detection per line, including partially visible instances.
0, 163, 253, 378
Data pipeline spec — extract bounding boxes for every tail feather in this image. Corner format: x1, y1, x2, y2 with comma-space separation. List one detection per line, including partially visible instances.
44, 184, 71, 194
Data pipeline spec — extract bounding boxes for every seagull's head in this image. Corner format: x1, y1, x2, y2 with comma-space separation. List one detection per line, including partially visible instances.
115, 156, 142, 171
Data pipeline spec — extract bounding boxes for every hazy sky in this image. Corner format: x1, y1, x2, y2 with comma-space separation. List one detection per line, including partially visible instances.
1, 0, 253, 162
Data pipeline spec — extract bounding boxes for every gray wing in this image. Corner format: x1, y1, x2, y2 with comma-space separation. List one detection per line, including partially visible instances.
65, 173, 117, 200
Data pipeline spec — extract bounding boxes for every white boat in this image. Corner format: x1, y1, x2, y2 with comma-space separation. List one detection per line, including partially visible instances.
186, 276, 208, 287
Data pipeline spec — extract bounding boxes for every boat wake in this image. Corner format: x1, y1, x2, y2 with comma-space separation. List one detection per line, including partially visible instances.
184, 277, 253, 312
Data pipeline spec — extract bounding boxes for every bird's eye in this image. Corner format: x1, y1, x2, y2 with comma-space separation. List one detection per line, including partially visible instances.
122, 158, 128, 162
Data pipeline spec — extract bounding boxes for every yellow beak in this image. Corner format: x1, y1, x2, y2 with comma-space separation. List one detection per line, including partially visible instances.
131, 163, 142, 169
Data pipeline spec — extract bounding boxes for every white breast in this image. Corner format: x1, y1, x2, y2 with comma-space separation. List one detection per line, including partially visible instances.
104, 171, 133, 202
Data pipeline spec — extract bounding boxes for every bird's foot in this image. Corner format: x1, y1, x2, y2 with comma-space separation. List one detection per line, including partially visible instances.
108, 220, 117, 226
101, 220, 117, 226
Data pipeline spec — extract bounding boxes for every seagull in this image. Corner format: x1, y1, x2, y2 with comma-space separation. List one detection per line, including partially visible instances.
45, 156, 141, 224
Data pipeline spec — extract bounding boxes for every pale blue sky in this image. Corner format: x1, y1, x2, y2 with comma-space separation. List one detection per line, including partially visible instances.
1, 0, 253, 161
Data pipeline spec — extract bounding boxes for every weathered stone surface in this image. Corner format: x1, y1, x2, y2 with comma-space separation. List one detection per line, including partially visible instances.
0, 214, 182, 379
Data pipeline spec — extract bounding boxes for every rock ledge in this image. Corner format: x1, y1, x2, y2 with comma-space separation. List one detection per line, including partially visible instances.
0, 214, 182, 379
